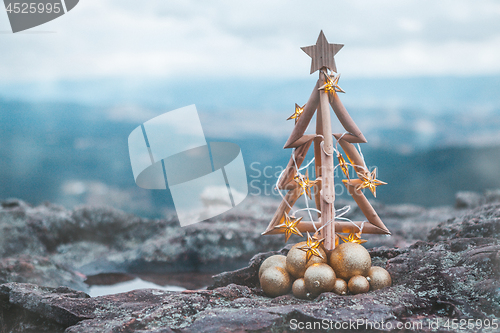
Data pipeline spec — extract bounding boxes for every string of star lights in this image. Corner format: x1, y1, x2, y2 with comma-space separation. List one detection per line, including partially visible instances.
259, 30, 393, 299
269, 122, 388, 248
273, 131, 376, 244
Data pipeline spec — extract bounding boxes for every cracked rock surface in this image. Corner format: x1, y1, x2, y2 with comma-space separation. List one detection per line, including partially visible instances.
0, 195, 499, 332
0, 195, 459, 291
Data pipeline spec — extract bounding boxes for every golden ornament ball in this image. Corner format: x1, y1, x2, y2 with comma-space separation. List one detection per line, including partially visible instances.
348, 275, 370, 295
260, 266, 292, 297
304, 263, 336, 296
332, 278, 348, 295
259, 255, 287, 278
286, 241, 327, 278
329, 242, 371, 280
367, 266, 392, 291
292, 278, 310, 299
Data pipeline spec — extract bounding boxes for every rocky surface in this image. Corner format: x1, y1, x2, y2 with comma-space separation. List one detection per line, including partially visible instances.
0, 192, 499, 332
0, 194, 460, 293
0, 196, 287, 292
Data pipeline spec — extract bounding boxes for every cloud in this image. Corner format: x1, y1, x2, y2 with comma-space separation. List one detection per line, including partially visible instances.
1, 0, 500, 81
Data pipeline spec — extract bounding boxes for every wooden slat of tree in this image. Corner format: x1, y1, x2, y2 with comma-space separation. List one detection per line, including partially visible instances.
344, 182, 390, 234
264, 220, 389, 235
313, 138, 323, 218
284, 81, 320, 149
333, 133, 366, 144
280, 179, 300, 190
329, 92, 367, 143
286, 134, 316, 148
277, 136, 315, 189
338, 138, 366, 174
318, 69, 335, 251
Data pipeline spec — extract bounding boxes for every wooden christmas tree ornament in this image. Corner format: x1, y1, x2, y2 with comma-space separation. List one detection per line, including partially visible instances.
262, 31, 391, 252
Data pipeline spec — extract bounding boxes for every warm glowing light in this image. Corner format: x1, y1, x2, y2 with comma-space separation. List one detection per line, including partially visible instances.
337, 232, 367, 244
287, 103, 305, 124
337, 153, 350, 179
319, 72, 345, 94
356, 168, 387, 197
294, 170, 319, 200
274, 213, 304, 242
298, 232, 325, 261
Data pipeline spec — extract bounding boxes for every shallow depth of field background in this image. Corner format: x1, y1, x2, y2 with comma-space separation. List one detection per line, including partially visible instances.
1, 0, 500, 218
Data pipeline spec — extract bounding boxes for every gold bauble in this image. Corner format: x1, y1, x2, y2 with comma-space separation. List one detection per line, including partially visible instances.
292, 278, 310, 299
286, 241, 327, 278
260, 267, 292, 297
259, 255, 287, 278
329, 242, 371, 280
304, 263, 336, 296
348, 275, 370, 294
332, 278, 348, 295
367, 266, 392, 291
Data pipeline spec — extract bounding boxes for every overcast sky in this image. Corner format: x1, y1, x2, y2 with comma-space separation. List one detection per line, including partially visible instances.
1, 0, 500, 82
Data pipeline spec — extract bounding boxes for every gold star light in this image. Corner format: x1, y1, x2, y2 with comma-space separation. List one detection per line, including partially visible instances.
294, 170, 318, 200
337, 152, 350, 180
274, 212, 304, 242
287, 103, 305, 124
337, 233, 367, 245
319, 72, 345, 94
299, 232, 325, 261
355, 168, 387, 197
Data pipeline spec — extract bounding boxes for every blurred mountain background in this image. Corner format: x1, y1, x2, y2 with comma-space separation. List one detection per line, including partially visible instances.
1, 75, 499, 217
